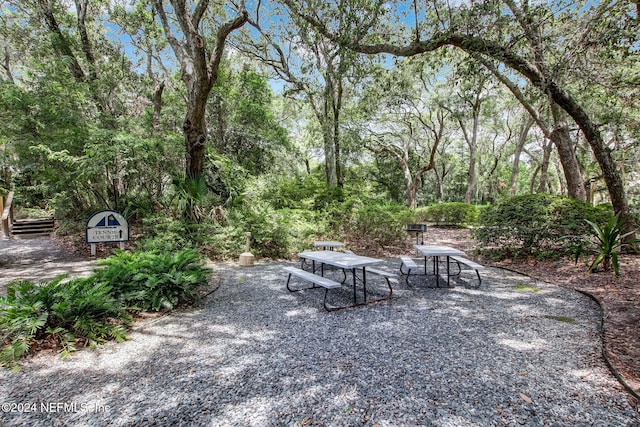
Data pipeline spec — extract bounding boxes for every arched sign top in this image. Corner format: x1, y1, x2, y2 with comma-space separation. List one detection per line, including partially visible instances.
86, 210, 129, 244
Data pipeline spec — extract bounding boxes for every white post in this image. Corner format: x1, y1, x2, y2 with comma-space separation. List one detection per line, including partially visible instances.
238, 231, 255, 266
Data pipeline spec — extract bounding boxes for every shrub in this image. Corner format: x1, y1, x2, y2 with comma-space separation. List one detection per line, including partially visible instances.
0, 276, 130, 366
275, 208, 331, 255
261, 174, 336, 210
93, 249, 210, 311
346, 203, 411, 248
415, 202, 479, 226
474, 194, 612, 259
138, 215, 196, 253
223, 203, 294, 259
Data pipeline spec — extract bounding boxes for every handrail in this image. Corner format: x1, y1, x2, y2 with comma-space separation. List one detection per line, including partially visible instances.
2, 190, 14, 238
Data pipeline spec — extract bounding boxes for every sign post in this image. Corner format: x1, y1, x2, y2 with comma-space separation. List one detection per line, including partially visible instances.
86, 210, 129, 256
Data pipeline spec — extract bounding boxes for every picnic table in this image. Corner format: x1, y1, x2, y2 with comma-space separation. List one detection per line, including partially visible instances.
413, 244, 465, 287
286, 250, 394, 310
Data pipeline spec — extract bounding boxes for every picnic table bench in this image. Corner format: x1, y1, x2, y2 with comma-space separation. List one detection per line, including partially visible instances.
450, 256, 484, 287
284, 266, 342, 311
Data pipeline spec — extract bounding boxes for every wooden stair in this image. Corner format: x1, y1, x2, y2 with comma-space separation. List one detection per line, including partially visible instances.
11, 217, 55, 238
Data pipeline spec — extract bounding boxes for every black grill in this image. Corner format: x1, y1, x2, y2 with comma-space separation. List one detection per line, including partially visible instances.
406, 224, 427, 232
406, 223, 426, 245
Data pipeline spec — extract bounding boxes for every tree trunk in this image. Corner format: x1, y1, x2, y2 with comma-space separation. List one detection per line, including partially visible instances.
530, 163, 540, 194
549, 125, 586, 200
407, 180, 419, 209
458, 110, 479, 204
153, 0, 247, 180
332, 105, 343, 188
180, 71, 213, 179
183, 96, 209, 180
465, 144, 477, 203
74, 0, 96, 81
555, 158, 566, 195
510, 116, 533, 196
210, 91, 226, 152
327, 70, 344, 188
434, 166, 445, 200
537, 140, 553, 193
322, 72, 341, 187
152, 81, 165, 135
334, 138, 343, 188
400, 155, 419, 209
323, 119, 337, 186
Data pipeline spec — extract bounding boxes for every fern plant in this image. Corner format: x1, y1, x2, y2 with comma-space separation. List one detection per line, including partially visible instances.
0, 276, 130, 366
584, 213, 639, 277
94, 249, 210, 311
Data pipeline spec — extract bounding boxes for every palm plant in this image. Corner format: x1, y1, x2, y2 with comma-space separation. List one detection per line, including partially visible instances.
175, 176, 208, 222
584, 213, 638, 277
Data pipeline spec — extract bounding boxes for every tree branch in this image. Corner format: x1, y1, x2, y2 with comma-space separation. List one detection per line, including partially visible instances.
152, 0, 189, 68
37, 0, 86, 81
192, 0, 209, 27
209, 0, 248, 84
473, 53, 550, 137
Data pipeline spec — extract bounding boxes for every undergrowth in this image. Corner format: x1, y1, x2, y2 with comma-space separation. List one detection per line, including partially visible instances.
0, 249, 211, 367
0, 276, 130, 367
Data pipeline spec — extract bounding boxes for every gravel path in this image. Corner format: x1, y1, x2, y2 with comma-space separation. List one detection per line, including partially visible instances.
1, 255, 638, 426
0, 237, 96, 294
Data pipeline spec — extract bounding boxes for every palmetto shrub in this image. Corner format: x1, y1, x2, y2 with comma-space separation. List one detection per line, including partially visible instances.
93, 249, 211, 312
0, 276, 130, 366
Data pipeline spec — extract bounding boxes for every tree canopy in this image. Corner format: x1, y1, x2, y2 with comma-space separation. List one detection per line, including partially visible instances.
0, 0, 638, 237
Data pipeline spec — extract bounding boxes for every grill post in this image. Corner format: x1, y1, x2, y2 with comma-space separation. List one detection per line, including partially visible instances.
406, 223, 427, 246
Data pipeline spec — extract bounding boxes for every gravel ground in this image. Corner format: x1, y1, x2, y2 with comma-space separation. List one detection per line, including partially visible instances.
1, 257, 639, 426
0, 237, 96, 294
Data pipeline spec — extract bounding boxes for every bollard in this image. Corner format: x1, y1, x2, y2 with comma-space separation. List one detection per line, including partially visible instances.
238, 232, 255, 266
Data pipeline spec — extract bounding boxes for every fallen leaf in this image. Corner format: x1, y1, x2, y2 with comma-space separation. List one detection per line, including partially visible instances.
520, 393, 533, 404
579, 371, 592, 379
